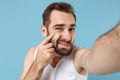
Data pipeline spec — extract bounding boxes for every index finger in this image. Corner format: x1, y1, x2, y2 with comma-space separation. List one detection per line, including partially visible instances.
42, 33, 55, 45
51, 33, 61, 44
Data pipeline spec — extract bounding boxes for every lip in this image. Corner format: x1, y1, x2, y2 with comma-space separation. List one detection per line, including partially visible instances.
58, 42, 70, 48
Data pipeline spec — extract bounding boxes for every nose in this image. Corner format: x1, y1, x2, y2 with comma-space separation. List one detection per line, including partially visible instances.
61, 29, 71, 41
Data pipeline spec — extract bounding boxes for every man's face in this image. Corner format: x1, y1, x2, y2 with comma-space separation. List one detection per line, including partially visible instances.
46, 10, 76, 56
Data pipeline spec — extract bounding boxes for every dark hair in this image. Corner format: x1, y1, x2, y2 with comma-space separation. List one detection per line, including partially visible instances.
42, 2, 76, 28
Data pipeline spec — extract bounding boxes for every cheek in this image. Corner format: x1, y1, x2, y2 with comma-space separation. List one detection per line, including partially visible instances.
72, 34, 75, 42
51, 33, 62, 44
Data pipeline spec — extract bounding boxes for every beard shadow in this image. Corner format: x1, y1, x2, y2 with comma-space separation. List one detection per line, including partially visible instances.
47, 30, 74, 56
53, 39, 73, 56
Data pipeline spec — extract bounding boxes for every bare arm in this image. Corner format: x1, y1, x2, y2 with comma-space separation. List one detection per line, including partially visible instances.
20, 33, 56, 80
80, 23, 120, 74
20, 47, 45, 80
23, 58, 44, 80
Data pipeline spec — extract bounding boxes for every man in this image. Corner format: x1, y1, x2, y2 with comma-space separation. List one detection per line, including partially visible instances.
20, 2, 120, 80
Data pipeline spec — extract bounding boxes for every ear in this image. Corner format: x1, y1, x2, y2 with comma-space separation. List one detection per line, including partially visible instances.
41, 25, 47, 37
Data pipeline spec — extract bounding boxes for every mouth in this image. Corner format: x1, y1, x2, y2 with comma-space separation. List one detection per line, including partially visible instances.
54, 40, 73, 56
58, 42, 71, 49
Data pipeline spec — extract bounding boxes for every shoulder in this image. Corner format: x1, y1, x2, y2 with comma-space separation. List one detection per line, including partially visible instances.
72, 45, 90, 59
72, 45, 90, 53
24, 46, 37, 69
72, 48, 90, 75
20, 46, 37, 79
73, 47, 91, 64
25, 46, 37, 61
73, 47, 90, 56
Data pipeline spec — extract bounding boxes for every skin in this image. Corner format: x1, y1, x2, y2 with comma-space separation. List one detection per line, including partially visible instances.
20, 9, 120, 80
20, 10, 87, 80
79, 25, 120, 74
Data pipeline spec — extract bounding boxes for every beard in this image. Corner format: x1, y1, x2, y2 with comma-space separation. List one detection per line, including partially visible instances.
47, 30, 74, 56
53, 38, 74, 56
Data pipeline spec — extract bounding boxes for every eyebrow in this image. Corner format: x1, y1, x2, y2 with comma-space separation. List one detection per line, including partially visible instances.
53, 24, 76, 28
70, 24, 76, 27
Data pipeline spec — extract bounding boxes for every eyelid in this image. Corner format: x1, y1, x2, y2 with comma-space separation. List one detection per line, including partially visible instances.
71, 27, 76, 30
69, 27, 75, 31
54, 27, 63, 31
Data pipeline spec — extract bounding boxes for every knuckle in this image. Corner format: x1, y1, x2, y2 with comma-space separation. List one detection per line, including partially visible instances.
52, 48, 55, 52
48, 43, 53, 47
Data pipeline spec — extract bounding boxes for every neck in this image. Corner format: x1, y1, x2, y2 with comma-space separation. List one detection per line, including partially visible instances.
50, 56, 62, 68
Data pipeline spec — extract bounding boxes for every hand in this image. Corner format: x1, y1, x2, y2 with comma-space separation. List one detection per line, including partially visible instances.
36, 33, 56, 68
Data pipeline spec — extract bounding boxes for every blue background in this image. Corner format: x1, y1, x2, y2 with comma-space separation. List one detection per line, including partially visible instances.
0, 0, 120, 80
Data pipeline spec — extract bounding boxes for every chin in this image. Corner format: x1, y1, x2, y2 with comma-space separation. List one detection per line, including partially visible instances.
55, 46, 73, 56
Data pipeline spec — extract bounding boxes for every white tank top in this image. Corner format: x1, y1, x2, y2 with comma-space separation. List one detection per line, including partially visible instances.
34, 46, 88, 80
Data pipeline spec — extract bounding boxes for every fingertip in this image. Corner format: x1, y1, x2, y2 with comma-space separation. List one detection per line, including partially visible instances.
48, 33, 55, 37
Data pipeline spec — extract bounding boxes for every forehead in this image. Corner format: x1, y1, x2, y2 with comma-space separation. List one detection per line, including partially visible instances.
49, 10, 76, 26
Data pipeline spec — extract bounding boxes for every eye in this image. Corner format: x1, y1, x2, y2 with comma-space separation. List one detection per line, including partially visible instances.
55, 28, 63, 31
69, 28, 75, 32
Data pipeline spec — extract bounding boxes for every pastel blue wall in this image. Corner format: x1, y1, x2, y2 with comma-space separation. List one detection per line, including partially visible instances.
0, 0, 120, 80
